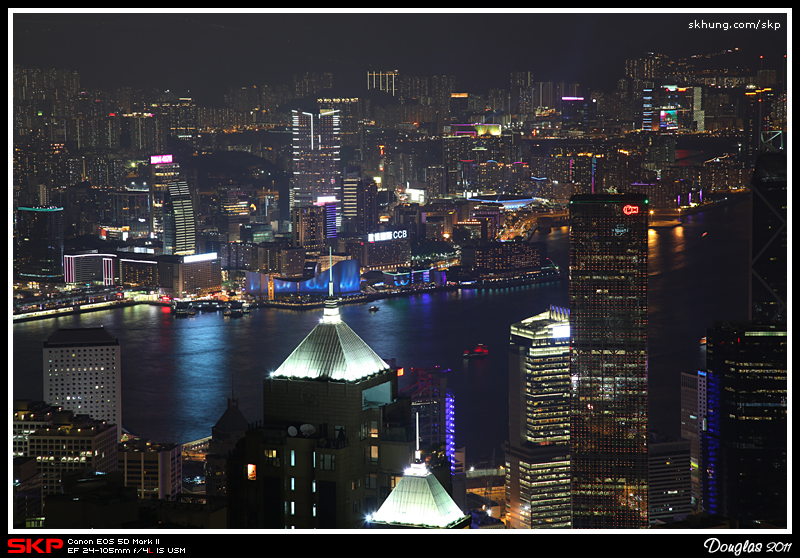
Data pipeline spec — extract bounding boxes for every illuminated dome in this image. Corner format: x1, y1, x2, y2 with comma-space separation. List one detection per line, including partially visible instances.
271, 299, 390, 382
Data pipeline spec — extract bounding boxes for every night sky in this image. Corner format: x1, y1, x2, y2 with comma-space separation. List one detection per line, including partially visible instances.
12, 10, 789, 105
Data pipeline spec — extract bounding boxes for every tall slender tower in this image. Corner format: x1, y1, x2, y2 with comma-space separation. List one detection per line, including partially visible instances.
291, 109, 341, 211
163, 180, 196, 256
568, 193, 649, 529
506, 306, 572, 529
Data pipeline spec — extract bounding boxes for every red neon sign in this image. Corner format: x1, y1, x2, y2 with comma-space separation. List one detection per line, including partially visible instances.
622, 204, 640, 216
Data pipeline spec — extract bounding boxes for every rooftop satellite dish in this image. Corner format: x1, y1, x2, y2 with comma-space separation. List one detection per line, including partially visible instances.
300, 424, 316, 437
287, 426, 298, 437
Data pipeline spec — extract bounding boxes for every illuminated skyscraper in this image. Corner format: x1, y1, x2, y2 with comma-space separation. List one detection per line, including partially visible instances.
506, 307, 572, 529
291, 109, 341, 211
14, 206, 64, 281
749, 152, 787, 324
569, 193, 649, 529
42, 327, 123, 440
702, 321, 787, 525
226, 298, 415, 529
163, 180, 196, 256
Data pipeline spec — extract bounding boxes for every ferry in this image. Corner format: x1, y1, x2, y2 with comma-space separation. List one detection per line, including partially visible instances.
463, 344, 489, 358
173, 301, 195, 317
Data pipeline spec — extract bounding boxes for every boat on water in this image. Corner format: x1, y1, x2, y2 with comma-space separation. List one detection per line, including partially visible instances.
369, 306, 380, 312
463, 344, 489, 358
172, 301, 195, 317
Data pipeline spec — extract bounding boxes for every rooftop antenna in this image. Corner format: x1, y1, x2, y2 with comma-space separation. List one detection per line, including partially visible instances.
415, 412, 421, 462
328, 246, 334, 298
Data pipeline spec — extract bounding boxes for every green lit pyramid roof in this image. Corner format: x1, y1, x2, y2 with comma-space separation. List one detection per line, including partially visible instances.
369, 462, 469, 529
272, 299, 390, 382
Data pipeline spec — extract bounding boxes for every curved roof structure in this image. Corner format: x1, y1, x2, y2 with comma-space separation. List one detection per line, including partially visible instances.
272, 299, 390, 382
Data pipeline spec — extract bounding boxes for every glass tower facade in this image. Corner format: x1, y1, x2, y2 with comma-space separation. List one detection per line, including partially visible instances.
568, 193, 649, 529
15, 206, 64, 281
506, 307, 572, 529
291, 109, 341, 211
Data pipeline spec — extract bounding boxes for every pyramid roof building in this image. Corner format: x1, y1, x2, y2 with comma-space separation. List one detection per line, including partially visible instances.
272, 299, 390, 382
369, 462, 470, 529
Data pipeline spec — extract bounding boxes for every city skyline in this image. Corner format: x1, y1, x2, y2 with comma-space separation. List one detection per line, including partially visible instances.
11, 8, 787, 533
12, 10, 789, 105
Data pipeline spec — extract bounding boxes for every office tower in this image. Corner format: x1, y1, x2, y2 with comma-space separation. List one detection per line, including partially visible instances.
743, 87, 777, 168
118, 439, 182, 501
219, 187, 251, 242
702, 321, 787, 525
680, 370, 707, 511
561, 97, 596, 134
749, 153, 787, 324
342, 169, 378, 235
24, 408, 118, 496
14, 206, 64, 281
292, 205, 326, 251
318, 200, 338, 240
163, 180, 197, 256
157, 253, 222, 298
226, 298, 415, 529
569, 193, 649, 529
648, 434, 692, 525
505, 307, 572, 529
291, 109, 341, 211
398, 368, 456, 473
63, 253, 117, 286
148, 154, 181, 237
206, 397, 249, 499
43, 327, 123, 438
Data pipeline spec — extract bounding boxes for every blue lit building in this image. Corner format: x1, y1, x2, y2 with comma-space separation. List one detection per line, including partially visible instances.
702, 321, 787, 525
245, 259, 362, 297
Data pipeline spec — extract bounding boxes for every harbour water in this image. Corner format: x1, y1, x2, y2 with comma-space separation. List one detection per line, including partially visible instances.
12, 198, 751, 465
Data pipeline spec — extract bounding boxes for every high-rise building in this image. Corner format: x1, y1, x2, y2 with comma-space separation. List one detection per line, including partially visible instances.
680, 370, 707, 511
702, 321, 787, 525
291, 109, 341, 211
21, 407, 118, 496
505, 307, 572, 529
749, 153, 787, 324
292, 205, 326, 252
14, 206, 64, 281
163, 180, 196, 256
398, 368, 456, 474
43, 327, 123, 439
342, 167, 378, 235
367, 70, 399, 96
648, 434, 692, 525
568, 193, 649, 529
118, 439, 182, 501
226, 298, 415, 529
148, 154, 181, 237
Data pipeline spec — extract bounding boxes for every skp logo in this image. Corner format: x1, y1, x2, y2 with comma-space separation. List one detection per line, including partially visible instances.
8, 539, 64, 554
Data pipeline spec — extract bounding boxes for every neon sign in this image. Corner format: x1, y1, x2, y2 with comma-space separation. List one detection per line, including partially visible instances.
368, 230, 407, 243
150, 154, 173, 165
622, 204, 640, 216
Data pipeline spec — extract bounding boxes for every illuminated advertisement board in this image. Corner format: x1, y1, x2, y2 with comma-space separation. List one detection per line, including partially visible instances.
368, 230, 408, 243
150, 154, 174, 165
659, 110, 678, 130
